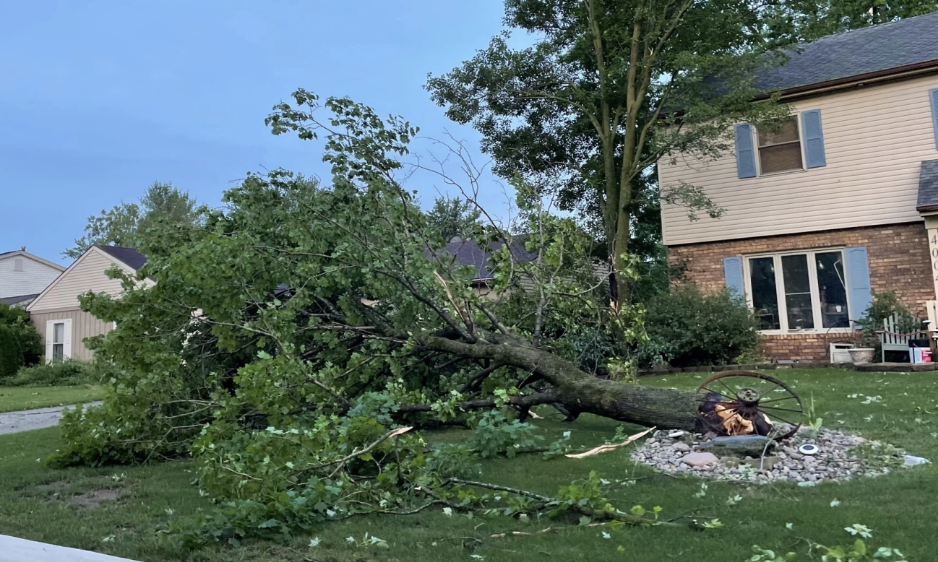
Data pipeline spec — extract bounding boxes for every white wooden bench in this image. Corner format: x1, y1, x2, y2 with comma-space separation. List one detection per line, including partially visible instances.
878, 314, 927, 363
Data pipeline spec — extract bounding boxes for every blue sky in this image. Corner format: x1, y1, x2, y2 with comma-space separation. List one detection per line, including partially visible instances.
0, 0, 511, 264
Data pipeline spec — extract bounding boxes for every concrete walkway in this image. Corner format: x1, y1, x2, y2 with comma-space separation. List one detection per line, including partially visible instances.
0, 402, 101, 435
0, 534, 138, 562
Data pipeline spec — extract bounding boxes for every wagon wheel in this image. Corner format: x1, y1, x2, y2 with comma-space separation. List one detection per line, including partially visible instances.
696, 371, 805, 440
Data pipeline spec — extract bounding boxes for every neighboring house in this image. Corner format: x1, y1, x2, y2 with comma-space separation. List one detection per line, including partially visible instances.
659, 12, 938, 362
439, 237, 538, 293
0, 247, 66, 308
439, 237, 607, 297
26, 245, 150, 363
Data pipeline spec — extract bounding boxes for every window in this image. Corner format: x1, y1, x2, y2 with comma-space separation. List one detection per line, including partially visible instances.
746, 249, 850, 332
52, 322, 65, 362
757, 116, 803, 174
13, 258, 24, 272
735, 111, 827, 179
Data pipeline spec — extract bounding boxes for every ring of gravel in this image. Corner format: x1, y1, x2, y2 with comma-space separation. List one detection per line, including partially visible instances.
630, 428, 897, 484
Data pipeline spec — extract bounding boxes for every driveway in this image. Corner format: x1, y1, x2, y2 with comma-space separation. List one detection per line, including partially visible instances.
0, 402, 102, 436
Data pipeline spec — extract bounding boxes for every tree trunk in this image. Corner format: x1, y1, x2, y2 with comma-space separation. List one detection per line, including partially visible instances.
553, 375, 700, 431
419, 333, 701, 431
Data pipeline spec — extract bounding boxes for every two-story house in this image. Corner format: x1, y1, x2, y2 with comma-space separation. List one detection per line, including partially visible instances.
659, 12, 938, 362
0, 247, 66, 307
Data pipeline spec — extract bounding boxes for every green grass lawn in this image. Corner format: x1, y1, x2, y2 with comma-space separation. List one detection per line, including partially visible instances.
1, 369, 937, 561
0, 385, 104, 413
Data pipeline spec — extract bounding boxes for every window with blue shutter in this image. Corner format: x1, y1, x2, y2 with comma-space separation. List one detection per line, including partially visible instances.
930, 88, 938, 150
844, 247, 872, 325
801, 109, 827, 168
723, 256, 745, 297
734, 124, 757, 179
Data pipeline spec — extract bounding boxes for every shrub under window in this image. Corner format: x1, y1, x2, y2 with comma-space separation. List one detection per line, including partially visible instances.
639, 285, 760, 368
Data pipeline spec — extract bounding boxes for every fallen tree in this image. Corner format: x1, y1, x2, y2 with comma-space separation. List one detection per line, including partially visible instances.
51, 92, 708, 544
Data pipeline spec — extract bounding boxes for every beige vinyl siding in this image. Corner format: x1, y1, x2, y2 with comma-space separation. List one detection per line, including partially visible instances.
0, 255, 63, 298
30, 309, 113, 361
659, 74, 938, 246
28, 248, 132, 312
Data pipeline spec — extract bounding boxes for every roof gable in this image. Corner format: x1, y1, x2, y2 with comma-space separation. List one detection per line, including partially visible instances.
0, 250, 66, 272
26, 246, 147, 312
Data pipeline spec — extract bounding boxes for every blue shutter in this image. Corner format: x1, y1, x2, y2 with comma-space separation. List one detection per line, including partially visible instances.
930, 88, 938, 150
734, 123, 757, 178
845, 247, 872, 324
801, 110, 827, 168
723, 256, 745, 298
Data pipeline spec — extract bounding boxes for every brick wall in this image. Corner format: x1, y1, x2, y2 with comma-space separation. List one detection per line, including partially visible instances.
667, 222, 933, 362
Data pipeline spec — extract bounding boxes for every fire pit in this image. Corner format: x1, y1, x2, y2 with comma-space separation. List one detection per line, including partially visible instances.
697, 371, 806, 440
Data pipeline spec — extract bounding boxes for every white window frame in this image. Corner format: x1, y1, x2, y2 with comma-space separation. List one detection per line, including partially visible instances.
753, 114, 808, 177
742, 248, 854, 335
45, 319, 72, 363
13, 257, 25, 272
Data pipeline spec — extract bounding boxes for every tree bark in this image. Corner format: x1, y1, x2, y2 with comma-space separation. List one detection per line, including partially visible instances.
417, 333, 701, 431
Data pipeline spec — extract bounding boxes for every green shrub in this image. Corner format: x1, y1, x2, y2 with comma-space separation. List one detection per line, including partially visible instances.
0, 304, 42, 377
638, 284, 759, 368
2, 360, 98, 387
0, 324, 25, 378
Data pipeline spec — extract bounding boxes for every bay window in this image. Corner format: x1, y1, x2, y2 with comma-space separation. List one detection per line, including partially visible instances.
745, 249, 851, 332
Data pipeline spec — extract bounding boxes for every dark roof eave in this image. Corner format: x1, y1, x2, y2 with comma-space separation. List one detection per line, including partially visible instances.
757, 58, 938, 101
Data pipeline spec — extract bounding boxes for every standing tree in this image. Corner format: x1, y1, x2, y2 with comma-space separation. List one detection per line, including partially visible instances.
427, 0, 788, 305
425, 195, 482, 241
65, 181, 202, 259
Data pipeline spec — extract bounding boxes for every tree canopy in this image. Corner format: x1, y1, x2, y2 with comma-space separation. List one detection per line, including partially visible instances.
65, 181, 202, 259
425, 195, 482, 241
762, 0, 938, 43
427, 0, 791, 303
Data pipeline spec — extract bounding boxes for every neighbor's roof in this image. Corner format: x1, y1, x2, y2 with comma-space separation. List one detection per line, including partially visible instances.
0, 293, 39, 306
439, 238, 537, 282
756, 10, 938, 94
94, 245, 148, 272
917, 160, 938, 212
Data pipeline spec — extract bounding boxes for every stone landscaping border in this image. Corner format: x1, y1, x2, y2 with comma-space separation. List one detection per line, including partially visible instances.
637, 362, 938, 377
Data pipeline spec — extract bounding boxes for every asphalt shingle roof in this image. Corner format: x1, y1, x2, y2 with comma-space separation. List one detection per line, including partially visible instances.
439, 238, 537, 282
756, 11, 938, 93
0, 294, 39, 306
917, 160, 938, 211
94, 245, 148, 272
